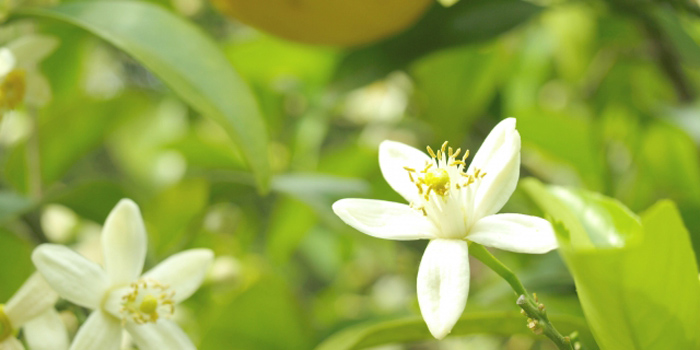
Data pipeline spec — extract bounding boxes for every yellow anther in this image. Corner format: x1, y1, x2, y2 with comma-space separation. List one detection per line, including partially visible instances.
453, 148, 461, 159
403, 166, 415, 172
441, 141, 448, 154
450, 160, 466, 167
120, 279, 175, 325
422, 163, 433, 173
462, 149, 470, 162
426, 146, 436, 158
139, 295, 159, 315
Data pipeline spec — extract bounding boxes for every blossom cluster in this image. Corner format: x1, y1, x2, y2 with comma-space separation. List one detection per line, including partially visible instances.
1, 199, 213, 350
0, 30, 557, 347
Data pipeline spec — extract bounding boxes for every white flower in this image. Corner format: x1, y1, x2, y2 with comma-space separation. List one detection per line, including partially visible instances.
32, 199, 214, 350
0, 34, 59, 112
332, 118, 557, 339
0, 273, 69, 350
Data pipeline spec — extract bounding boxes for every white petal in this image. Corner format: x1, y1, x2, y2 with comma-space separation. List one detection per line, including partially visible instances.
32, 244, 109, 309
69, 311, 121, 350
468, 214, 557, 254
0, 337, 24, 350
7, 35, 59, 68
4, 273, 57, 327
0, 48, 15, 78
143, 249, 214, 303
125, 320, 195, 350
23, 309, 69, 350
102, 199, 148, 286
417, 239, 470, 339
379, 140, 432, 203
332, 198, 438, 240
468, 118, 521, 219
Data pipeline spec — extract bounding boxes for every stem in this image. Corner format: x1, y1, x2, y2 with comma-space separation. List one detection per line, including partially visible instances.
469, 243, 576, 350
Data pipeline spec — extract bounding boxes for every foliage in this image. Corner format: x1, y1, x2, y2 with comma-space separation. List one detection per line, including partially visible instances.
0, 0, 699, 348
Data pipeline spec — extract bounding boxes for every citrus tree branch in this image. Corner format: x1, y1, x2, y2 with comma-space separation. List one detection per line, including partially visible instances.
468, 243, 578, 350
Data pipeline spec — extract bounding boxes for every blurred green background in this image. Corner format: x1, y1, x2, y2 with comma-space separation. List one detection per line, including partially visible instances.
1, 0, 700, 348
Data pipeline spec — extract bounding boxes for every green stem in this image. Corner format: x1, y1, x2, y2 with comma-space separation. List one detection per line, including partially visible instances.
469, 243, 576, 350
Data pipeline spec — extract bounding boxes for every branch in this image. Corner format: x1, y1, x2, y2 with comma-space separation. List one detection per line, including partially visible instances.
469, 243, 579, 350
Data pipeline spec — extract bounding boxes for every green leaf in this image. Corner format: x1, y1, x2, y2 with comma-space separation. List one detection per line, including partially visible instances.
271, 173, 369, 222
332, 0, 542, 90
522, 178, 700, 350
20, 1, 270, 191
315, 312, 595, 350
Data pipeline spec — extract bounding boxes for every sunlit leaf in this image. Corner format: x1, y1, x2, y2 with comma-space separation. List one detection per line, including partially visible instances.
20, 1, 270, 191
522, 178, 700, 350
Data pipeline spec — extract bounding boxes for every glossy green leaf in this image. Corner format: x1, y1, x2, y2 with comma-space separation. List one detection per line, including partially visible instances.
20, 1, 270, 191
522, 178, 700, 350
332, 0, 542, 90
315, 312, 595, 350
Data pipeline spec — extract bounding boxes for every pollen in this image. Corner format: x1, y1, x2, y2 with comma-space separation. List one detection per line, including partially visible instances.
0, 304, 13, 341
120, 279, 175, 325
404, 141, 487, 205
423, 168, 450, 195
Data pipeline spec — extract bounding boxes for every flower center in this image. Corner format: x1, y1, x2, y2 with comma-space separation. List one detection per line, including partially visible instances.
120, 279, 175, 325
0, 304, 14, 341
0, 70, 26, 110
402, 141, 488, 239
423, 168, 450, 196
405, 141, 485, 203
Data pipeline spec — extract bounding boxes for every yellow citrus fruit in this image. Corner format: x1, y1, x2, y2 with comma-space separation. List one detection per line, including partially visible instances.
210, 0, 433, 47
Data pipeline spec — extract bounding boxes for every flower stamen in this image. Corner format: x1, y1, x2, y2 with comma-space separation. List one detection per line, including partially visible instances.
120, 279, 175, 325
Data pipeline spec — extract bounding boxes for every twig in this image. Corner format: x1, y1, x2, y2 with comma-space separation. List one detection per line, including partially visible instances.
469, 242, 579, 350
